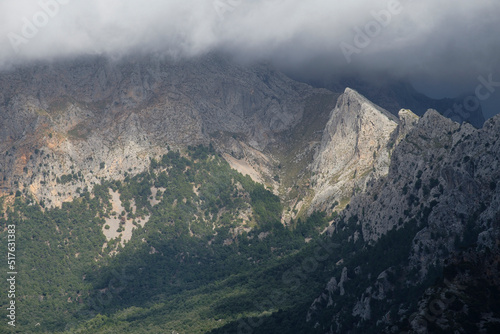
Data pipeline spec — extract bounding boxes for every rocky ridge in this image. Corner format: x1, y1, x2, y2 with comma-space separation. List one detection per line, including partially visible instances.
0, 54, 333, 207
1, 54, 499, 333
306, 108, 500, 332
0, 55, 489, 223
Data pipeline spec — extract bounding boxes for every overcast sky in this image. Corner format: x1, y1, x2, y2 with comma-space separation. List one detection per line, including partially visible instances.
1, 0, 499, 117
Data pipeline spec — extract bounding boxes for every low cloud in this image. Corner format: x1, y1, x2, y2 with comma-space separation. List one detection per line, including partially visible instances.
1, 0, 499, 116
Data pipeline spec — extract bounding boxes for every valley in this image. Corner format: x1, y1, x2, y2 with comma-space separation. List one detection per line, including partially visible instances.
0, 55, 499, 333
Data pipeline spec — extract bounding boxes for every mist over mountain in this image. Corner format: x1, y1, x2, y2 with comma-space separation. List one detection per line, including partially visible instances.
1, 0, 500, 118
1, 2, 499, 333
0, 51, 498, 333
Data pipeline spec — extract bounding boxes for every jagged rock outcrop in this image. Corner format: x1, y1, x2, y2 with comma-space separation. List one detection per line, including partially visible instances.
307, 109, 500, 333
1, 54, 498, 333
330, 79, 486, 128
309, 88, 399, 213
345, 109, 500, 251
3, 54, 484, 220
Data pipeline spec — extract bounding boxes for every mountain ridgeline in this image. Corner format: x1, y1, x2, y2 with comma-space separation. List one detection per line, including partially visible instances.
0, 55, 498, 333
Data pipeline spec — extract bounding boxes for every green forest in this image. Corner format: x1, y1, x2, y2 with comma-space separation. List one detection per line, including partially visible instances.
0, 145, 438, 333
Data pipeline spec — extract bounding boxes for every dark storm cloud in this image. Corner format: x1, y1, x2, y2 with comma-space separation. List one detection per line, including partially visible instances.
1, 0, 499, 116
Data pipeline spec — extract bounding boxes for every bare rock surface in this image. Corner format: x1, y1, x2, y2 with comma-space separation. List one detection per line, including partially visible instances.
309, 88, 399, 213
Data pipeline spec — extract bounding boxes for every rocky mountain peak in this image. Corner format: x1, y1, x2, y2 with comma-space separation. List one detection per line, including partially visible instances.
305, 107, 500, 333
330, 79, 486, 128
341, 87, 399, 122
1, 54, 499, 333
309, 88, 399, 213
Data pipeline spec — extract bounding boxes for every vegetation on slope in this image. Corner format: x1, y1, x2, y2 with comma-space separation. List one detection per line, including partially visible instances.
0, 145, 331, 333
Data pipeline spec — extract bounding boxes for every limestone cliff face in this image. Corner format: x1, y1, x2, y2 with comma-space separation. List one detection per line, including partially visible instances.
309, 88, 399, 213
307, 110, 500, 332
0, 54, 327, 206
346, 109, 500, 248
339, 109, 500, 288
2, 55, 498, 332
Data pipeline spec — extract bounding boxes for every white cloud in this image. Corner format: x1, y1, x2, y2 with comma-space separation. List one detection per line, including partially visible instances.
0, 0, 499, 115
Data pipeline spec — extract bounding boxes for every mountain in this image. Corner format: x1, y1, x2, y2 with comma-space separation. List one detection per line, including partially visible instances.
0, 54, 334, 208
0, 54, 498, 334
211, 84, 499, 334
304, 108, 500, 333
309, 88, 398, 214
325, 78, 486, 128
